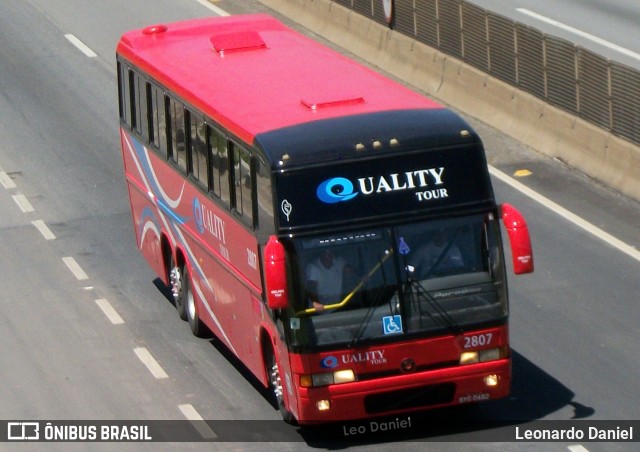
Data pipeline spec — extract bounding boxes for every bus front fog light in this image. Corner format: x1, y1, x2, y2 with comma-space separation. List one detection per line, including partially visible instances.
484, 374, 499, 387
317, 400, 331, 411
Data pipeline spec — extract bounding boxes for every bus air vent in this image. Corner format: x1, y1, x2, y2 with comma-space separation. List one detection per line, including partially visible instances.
142, 24, 168, 35
300, 96, 365, 111
210, 31, 267, 55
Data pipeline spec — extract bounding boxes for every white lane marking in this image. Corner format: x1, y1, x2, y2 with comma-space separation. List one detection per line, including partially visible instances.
489, 166, 640, 263
0, 171, 16, 189
517, 8, 640, 62
193, 0, 230, 16
134, 347, 169, 379
178, 404, 217, 439
62, 256, 90, 280
95, 299, 124, 325
31, 220, 56, 240
64, 33, 97, 58
568, 445, 589, 452
12, 193, 34, 213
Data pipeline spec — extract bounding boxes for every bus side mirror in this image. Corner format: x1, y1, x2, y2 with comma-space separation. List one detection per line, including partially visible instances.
500, 203, 534, 274
264, 236, 289, 310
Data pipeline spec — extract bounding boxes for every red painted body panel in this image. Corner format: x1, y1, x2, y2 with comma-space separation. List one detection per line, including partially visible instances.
289, 326, 510, 423
121, 130, 271, 383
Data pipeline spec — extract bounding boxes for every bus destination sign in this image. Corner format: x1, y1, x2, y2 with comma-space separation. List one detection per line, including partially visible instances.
274, 145, 494, 231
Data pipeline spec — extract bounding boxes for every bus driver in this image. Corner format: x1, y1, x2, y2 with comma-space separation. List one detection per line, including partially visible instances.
305, 249, 353, 312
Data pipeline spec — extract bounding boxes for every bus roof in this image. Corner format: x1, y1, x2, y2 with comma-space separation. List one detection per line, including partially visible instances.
116, 14, 445, 147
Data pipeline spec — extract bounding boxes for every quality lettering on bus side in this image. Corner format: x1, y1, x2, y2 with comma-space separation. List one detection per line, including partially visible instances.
193, 197, 226, 244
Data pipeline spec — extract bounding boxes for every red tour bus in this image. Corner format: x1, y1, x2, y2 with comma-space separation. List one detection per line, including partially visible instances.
116, 14, 533, 424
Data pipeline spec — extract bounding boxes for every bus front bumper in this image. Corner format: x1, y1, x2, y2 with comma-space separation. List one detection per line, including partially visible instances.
295, 359, 510, 424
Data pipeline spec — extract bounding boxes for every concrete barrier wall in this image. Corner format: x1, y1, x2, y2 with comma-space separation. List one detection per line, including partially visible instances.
258, 0, 640, 202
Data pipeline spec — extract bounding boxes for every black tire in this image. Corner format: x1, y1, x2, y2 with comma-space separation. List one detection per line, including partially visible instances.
265, 344, 297, 425
183, 266, 206, 337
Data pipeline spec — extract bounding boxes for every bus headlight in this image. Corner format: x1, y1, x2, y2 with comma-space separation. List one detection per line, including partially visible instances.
333, 369, 356, 384
300, 369, 356, 388
459, 347, 506, 365
312, 373, 334, 387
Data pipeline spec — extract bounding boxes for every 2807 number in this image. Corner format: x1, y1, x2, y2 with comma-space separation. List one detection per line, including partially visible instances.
463, 333, 493, 349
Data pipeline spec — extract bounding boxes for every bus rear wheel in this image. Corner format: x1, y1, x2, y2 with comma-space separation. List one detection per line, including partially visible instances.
169, 259, 187, 321
183, 266, 206, 337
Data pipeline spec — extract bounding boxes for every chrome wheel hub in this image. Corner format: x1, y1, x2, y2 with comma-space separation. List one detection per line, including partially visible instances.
170, 266, 181, 301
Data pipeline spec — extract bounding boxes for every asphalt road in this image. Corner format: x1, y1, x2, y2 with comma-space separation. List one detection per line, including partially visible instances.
0, 0, 638, 451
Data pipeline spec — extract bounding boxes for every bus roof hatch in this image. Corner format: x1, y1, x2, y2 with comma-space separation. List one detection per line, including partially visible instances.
210, 31, 266, 54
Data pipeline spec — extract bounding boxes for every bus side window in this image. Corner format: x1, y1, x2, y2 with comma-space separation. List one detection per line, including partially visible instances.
209, 127, 231, 207
148, 83, 164, 152
167, 97, 187, 172
189, 111, 208, 189
231, 143, 254, 227
117, 61, 132, 128
131, 72, 149, 141
255, 157, 274, 233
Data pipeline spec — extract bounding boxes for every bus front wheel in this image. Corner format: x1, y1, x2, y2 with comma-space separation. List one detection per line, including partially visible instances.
265, 346, 296, 424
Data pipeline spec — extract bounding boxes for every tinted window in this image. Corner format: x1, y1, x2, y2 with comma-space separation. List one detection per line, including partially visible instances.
232, 143, 253, 225
209, 127, 230, 206
189, 112, 208, 188
168, 97, 186, 172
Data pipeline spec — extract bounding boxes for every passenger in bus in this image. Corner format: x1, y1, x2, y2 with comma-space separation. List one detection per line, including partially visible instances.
305, 249, 354, 312
410, 229, 464, 278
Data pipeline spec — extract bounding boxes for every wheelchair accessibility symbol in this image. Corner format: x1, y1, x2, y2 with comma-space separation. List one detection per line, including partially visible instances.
382, 315, 403, 335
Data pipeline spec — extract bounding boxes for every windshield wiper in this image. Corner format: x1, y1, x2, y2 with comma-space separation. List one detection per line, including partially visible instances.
405, 275, 463, 334
348, 250, 395, 348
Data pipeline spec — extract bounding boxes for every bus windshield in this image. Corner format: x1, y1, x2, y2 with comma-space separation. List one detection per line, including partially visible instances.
285, 213, 507, 349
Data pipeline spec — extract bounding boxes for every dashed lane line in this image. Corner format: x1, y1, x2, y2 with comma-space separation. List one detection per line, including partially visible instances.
0, 171, 16, 189
64, 33, 97, 58
62, 256, 89, 281
568, 445, 589, 452
133, 347, 169, 380
31, 220, 56, 240
12, 193, 34, 213
95, 299, 124, 325
178, 404, 217, 439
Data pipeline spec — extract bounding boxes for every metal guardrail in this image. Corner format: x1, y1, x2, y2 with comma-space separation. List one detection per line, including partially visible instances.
337, 0, 640, 146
